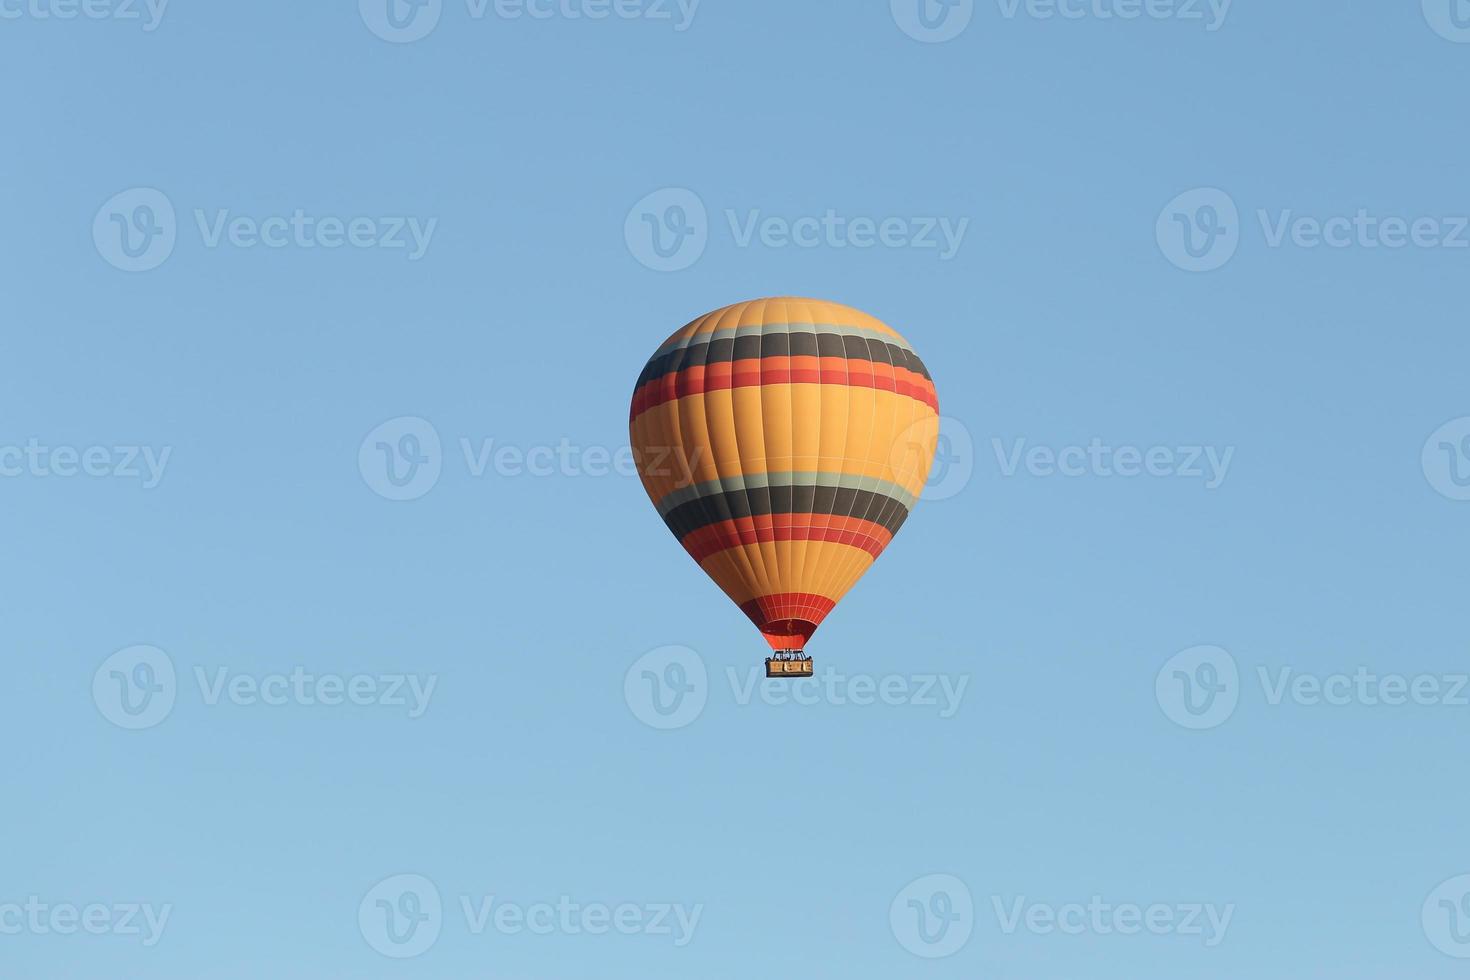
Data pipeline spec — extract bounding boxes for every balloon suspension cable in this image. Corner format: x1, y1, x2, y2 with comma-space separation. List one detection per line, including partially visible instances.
765, 650, 814, 678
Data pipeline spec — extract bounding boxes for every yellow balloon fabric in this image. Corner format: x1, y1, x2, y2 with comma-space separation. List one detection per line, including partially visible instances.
629, 297, 941, 652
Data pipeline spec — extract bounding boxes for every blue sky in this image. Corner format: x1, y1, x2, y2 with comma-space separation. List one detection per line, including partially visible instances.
3, 1, 1470, 977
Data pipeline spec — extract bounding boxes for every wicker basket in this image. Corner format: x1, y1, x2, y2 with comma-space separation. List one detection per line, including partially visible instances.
765, 658, 814, 678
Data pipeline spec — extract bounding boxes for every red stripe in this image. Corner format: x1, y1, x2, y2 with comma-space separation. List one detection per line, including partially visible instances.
739, 593, 838, 626
682, 514, 893, 563
630, 356, 938, 420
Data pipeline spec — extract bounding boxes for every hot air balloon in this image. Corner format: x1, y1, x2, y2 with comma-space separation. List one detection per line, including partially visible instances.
629, 298, 940, 677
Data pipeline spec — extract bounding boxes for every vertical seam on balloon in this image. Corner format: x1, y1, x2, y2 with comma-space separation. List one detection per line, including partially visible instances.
863, 336, 912, 605
706, 301, 768, 610
833, 325, 892, 617
758, 298, 787, 610
810, 300, 854, 626
660, 314, 695, 567
741, 298, 776, 610
836, 333, 884, 608
802, 300, 834, 627
858, 335, 906, 583
825, 299, 859, 626
676, 310, 740, 602
787, 303, 811, 630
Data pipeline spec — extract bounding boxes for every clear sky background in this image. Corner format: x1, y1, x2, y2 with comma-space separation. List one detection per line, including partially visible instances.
3, 1, 1470, 977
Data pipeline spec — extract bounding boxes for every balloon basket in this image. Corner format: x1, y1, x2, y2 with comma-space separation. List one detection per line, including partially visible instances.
765, 654, 813, 678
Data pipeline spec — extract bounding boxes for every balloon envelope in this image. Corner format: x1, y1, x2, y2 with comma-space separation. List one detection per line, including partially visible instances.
629, 297, 940, 651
